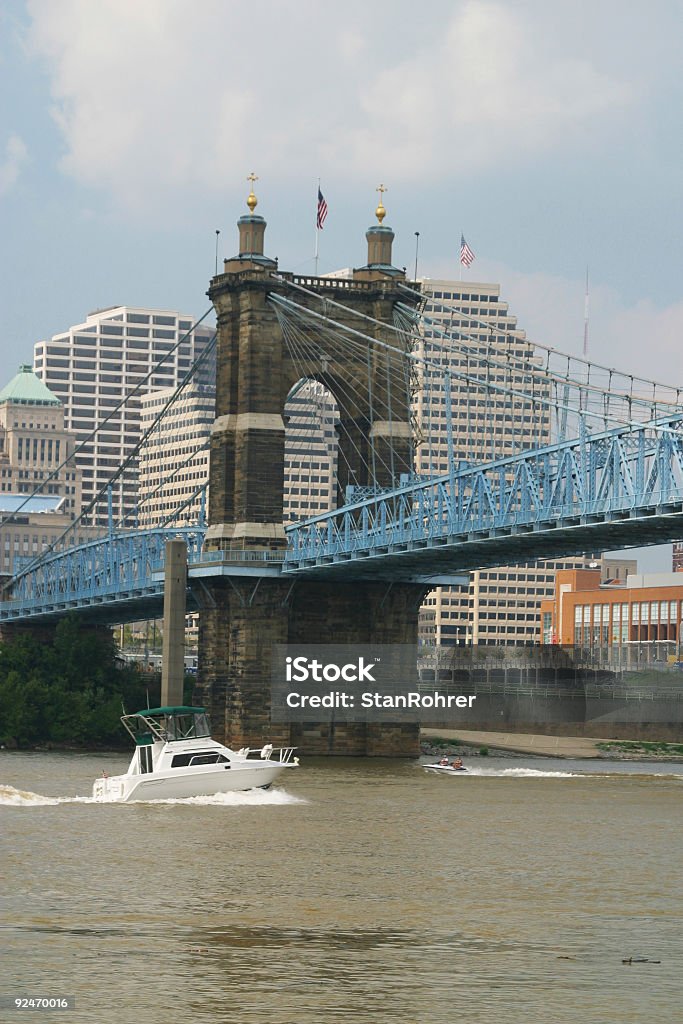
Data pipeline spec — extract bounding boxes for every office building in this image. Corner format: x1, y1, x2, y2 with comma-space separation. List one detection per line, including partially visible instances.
0, 365, 81, 509
138, 383, 215, 527
284, 379, 338, 524
540, 566, 681, 664
33, 306, 215, 527
0, 365, 92, 574
416, 279, 607, 646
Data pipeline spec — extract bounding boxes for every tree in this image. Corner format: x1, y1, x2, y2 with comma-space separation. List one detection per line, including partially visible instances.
0, 617, 158, 748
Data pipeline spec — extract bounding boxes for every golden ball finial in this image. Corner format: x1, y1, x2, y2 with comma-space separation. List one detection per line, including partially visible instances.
375, 183, 388, 224
246, 171, 259, 212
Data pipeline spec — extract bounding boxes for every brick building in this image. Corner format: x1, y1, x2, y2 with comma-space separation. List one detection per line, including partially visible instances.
540, 567, 683, 662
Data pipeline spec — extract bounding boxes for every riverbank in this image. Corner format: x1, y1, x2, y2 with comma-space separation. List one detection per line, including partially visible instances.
420, 728, 683, 761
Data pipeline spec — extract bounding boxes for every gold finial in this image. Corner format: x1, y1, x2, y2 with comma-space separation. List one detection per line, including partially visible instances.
246, 172, 259, 212
375, 183, 387, 224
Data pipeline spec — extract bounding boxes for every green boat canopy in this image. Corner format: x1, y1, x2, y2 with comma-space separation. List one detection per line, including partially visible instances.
133, 706, 206, 716
122, 706, 211, 744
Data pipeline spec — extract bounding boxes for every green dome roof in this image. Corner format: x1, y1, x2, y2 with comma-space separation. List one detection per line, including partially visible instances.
0, 365, 61, 406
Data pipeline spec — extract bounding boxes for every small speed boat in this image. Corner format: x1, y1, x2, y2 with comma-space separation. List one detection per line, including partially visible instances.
424, 762, 468, 775
92, 706, 298, 802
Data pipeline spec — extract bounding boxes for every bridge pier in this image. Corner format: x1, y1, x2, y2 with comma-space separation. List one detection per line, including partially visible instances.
197, 579, 291, 750
287, 579, 426, 756
196, 577, 426, 755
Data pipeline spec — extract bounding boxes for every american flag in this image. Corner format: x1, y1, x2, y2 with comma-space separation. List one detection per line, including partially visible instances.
460, 234, 475, 267
316, 187, 328, 230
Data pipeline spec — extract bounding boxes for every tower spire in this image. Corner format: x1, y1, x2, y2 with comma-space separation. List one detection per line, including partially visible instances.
353, 182, 403, 281
220, 172, 276, 274
246, 172, 259, 213
375, 183, 387, 224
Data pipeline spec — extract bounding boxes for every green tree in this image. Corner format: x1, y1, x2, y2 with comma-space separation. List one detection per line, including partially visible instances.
0, 616, 159, 748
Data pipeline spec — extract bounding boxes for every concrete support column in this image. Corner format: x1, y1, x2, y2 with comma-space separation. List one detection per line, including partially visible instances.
196, 578, 292, 748
161, 540, 187, 707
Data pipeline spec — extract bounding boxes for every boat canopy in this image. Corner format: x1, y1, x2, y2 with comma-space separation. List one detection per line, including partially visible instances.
121, 707, 212, 744
144, 706, 206, 716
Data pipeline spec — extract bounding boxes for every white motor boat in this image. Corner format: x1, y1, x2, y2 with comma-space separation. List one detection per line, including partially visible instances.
92, 706, 299, 802
423, 762, 468, 775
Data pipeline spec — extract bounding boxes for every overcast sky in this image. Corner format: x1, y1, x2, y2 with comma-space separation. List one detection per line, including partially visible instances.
1, 0, 682, 568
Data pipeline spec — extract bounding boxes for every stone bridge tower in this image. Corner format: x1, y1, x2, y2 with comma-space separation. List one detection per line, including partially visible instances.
196, 182, 425, 755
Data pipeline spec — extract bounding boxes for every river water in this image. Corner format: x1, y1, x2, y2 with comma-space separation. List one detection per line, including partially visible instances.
1, 750, 682, 1024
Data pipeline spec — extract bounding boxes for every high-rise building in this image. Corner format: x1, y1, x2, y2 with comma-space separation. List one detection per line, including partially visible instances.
0, 365, 92, 573
415, 278, 608, 646
138, 382, 215, 527
284, 380, 338, 524
33, 306, 215, 527
0, 365, 82, 511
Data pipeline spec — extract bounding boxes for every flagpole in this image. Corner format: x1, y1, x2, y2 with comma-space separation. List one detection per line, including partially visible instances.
459, 230, 463, 281
314, 178, 320, 276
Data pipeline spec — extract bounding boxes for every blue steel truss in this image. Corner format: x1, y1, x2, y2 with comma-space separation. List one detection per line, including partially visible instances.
4, 416, 683, 621
283, 416, 683, 578
2, 527, 206, 624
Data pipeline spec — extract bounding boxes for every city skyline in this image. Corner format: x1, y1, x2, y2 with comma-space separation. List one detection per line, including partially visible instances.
0, 1, 681, 390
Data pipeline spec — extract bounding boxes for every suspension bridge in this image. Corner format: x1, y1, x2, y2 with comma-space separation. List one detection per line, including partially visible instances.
2, 190, 681, 752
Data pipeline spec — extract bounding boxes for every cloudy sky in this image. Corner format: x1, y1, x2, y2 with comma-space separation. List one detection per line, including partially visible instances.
1, 0, 682, 563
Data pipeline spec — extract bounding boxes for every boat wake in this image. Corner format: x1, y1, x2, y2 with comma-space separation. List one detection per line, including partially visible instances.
467, 767, 581, 778
425, 764, 683, 779
146, 789, 306, 806
0, 784, 63, 806
423, 766, 581, 779
0, 783, 305, 807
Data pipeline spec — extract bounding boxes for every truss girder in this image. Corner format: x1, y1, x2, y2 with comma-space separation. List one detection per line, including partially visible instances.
3, 528, 204, 621
5, 420, 683, 619
284, 417, 683, 568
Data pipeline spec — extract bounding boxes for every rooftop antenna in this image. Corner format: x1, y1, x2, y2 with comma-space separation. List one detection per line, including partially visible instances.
413, 231, 420, 281
578, 266, 590, 415
583, 266, 589, 358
